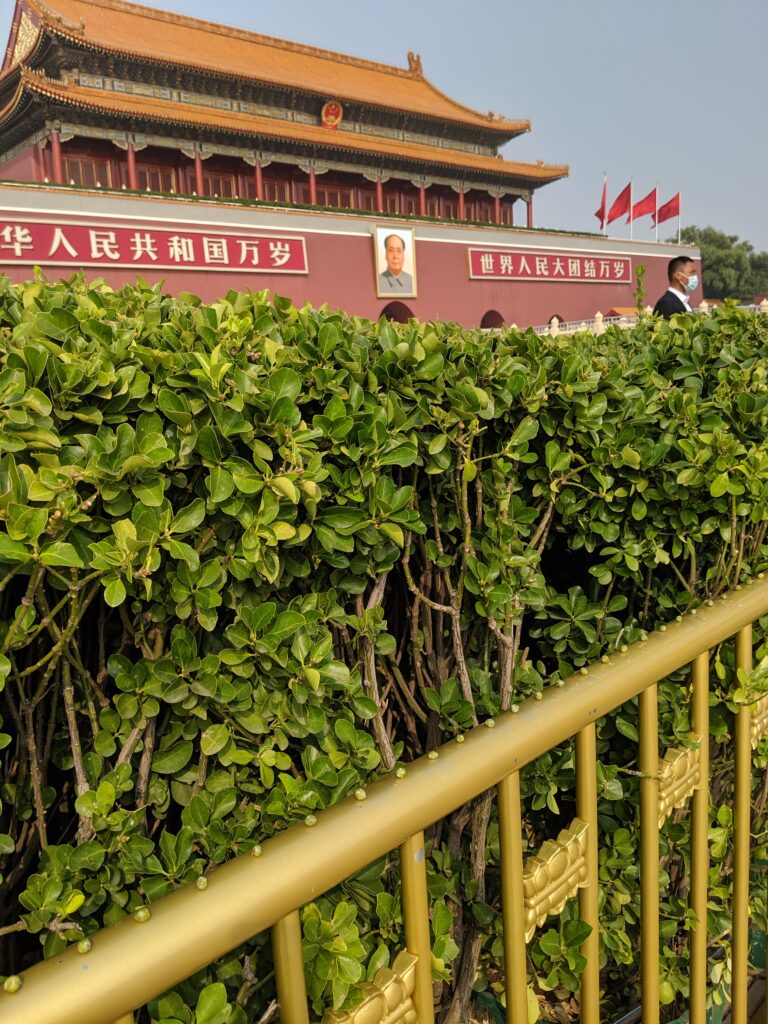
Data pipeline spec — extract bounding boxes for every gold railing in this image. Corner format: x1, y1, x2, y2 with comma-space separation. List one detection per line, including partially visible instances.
3, 579, 768, 1024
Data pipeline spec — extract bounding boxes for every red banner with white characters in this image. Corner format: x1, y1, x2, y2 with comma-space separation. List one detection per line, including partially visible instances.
0, 218, 308, 273
468, 248, 631, 283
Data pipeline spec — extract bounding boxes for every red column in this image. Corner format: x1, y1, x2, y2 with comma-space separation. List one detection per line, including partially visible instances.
126, 141, 138, 190
493, 195, 501, 225
254, 159, 264, 200
309, 167, 317, 205
526, 197, 533, 229
50, 130, 63, 183
375, 175, 384, 212
194, 151, 204, 195
458, 191, 465, 221
419, 186, 426, 216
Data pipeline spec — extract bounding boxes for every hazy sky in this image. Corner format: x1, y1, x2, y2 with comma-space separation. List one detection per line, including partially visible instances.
2, 0, 766, 250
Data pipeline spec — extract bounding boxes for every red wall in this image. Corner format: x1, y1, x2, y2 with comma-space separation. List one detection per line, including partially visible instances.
0, 230, 692, 327
0, 187, 699, 327
0, 144, 42, 183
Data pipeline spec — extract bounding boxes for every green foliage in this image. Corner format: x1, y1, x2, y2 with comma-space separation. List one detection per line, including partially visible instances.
150, 983, 247, 1024
0, 272, 766, 1020
302, 900, 366, 1012
634, 262, 647, 313
531, 918, 592, 992
678, 224, 768, 301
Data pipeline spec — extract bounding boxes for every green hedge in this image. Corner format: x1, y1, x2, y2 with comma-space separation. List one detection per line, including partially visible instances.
0, 274, 766, 1022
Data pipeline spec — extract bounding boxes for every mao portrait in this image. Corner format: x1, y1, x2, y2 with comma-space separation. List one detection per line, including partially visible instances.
374, 226, 417, 298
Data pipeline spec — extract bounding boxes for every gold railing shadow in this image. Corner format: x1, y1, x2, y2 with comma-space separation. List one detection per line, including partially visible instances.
3, 580, 768, 1024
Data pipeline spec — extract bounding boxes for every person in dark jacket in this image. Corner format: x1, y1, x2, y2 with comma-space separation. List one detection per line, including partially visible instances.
652, 256, 699, 318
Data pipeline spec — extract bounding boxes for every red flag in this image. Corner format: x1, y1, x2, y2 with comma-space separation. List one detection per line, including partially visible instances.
594, 176, 607, 229
606, 183, 631, 225
630, 187, 657, 222
652, 192, 680, 226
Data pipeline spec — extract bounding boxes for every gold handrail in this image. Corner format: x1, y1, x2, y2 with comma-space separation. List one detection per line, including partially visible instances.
3, 578, 768, 1024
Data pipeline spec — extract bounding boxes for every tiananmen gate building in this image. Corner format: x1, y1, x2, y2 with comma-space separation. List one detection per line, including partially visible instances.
0, 0, 700, 325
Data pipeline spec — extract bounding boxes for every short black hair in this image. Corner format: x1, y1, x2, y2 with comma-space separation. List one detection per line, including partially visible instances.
667, 255, 695, 282
383, 233, 405, 251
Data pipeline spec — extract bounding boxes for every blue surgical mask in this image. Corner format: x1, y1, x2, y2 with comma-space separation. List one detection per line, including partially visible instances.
684, 273, 698, 294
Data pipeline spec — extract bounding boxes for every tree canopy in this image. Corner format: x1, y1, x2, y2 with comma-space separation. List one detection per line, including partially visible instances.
674, 225, 768, 301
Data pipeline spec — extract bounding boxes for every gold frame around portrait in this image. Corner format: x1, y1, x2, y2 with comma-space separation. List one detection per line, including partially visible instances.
373, 224, 417, 299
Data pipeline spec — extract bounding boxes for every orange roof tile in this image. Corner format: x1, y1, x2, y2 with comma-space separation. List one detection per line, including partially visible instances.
20, 0, 530, 135
10, 70, 569, 185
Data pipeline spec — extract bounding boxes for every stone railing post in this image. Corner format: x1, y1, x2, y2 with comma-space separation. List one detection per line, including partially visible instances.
593, 311, 605, 336
698, 300, 709, 314
759, 298, 768, 315
549, 316, 560, 337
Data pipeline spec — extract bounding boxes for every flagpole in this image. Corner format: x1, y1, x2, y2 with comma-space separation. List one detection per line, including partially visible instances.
603, 172, 607, 236
677, 192, 682, 245
654, 182, 658, 243
629, 179, 633, 240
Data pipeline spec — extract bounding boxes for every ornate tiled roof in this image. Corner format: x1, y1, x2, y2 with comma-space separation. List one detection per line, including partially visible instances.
9, 0, 531, 136
5, 69, 569, 185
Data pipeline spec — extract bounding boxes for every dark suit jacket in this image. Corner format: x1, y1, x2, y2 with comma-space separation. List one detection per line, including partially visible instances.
653, 289, 688, 319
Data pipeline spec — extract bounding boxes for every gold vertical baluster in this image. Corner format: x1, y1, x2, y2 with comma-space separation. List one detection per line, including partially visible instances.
498, 772, 528, 1024
400, 831, 435, 1024
733, 625, 753, 1024
272, 910, 310, 1024
576, 724, 600, 1024
690, 651, 710, 1024
639, 683, 660, 1024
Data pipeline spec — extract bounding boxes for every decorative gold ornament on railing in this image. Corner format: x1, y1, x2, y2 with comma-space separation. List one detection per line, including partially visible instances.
522, 818, 589, 941
321, 950, 418, 1024
751, 694, 768, 749
657, 741, 701, 826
